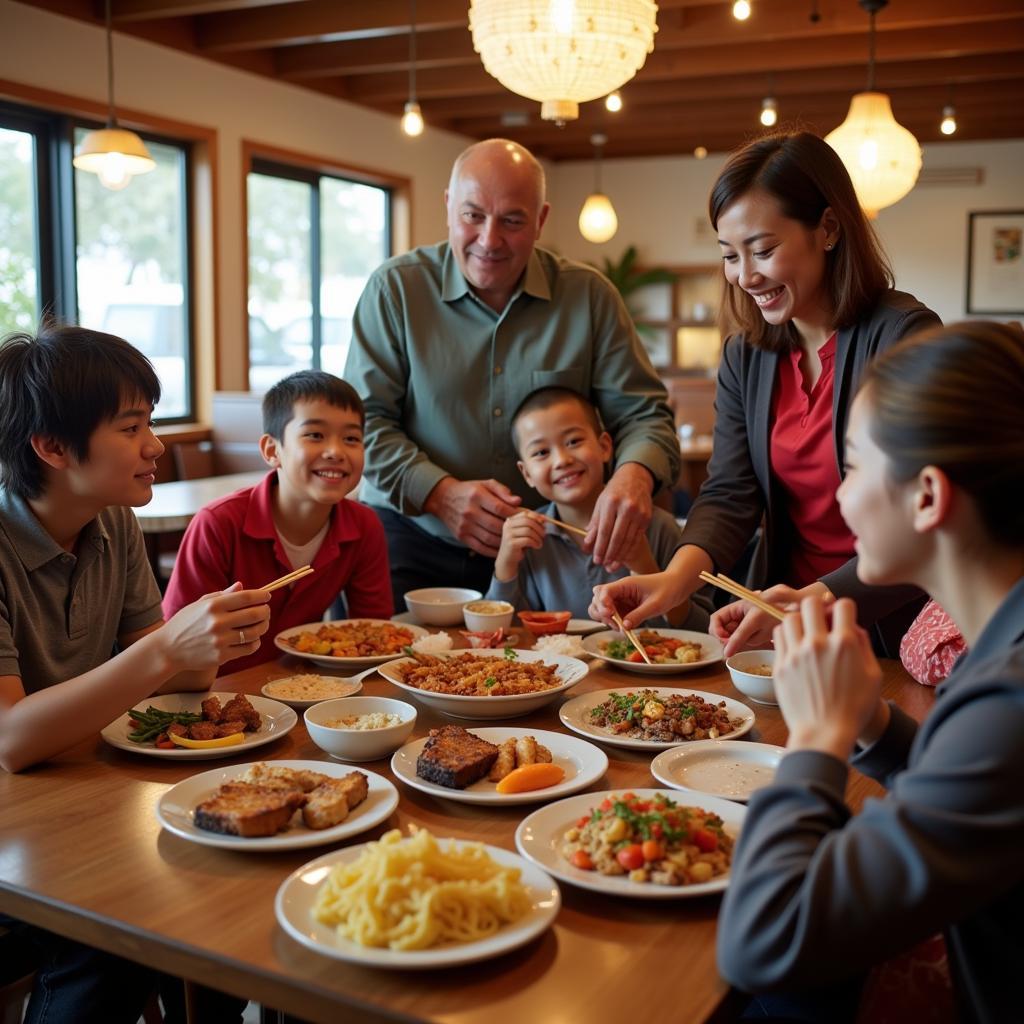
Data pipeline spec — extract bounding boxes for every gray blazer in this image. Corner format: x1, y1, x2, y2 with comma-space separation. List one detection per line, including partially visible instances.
681, 289, 941, 655
717, 576, 1024, 1024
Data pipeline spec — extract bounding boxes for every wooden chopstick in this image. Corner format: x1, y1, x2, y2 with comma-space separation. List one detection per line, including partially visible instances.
697, 570, 786, 622
612, 612, 654, 665
530, 510, 589, 538
263, 564, 315, 593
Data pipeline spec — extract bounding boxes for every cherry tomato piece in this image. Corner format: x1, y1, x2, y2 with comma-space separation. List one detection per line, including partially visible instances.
571, 849, 594, 870
641, 839, 664, 861
693, 828, 719, 853
616, 844, 645, 872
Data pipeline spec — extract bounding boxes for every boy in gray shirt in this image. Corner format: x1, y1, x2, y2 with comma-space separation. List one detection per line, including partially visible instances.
486, 387, 709, 629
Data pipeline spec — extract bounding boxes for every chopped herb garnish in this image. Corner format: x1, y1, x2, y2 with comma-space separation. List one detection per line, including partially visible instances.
484, 676, 497, 689
503, 646, 518, 661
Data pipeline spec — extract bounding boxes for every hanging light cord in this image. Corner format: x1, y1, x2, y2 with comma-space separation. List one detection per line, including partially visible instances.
104, 0, 118, 128
867, 6, 876, 91
408, 0, 417, 105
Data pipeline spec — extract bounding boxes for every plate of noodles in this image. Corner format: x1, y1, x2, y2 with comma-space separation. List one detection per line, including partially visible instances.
377, 648, 588, 719
274, 619, 429, 668
274, 828, 561, 968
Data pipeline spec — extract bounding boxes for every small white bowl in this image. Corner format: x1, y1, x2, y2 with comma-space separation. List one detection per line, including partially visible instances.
305, 696, 417, 761
726, 650, 777, 705
463, 599, 515, 632
404, 587, 482, 626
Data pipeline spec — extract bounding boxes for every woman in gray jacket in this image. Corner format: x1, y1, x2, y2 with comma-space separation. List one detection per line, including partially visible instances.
591, 132, 939, 656
718, 321, 1024, 1023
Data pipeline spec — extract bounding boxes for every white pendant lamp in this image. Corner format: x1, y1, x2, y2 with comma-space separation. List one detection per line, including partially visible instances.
825, 0, 920, 218
400, 0, 425, 137
469, 0, 658, 125
73, 0, 155, 191
579, 133, 618, 244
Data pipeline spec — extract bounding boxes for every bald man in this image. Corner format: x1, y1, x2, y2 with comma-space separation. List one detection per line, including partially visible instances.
344, 139, 680, 606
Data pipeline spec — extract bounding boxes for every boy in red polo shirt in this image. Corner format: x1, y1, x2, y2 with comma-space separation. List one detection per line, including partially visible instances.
163, 371, 392, 671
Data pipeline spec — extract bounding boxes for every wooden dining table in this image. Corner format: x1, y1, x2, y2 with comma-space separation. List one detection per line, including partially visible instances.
0, 636, 934, 1024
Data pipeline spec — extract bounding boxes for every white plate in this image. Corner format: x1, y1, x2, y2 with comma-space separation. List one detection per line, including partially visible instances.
582, 629, 724, 674
391, 727, 608, 805
566, 618, 605, 635
650, 741, 786, 802
558, 687, 755, 751
274, 618, 429, 668
156, 761, 399, 851
275, 839, 560, 968
377, 649, 588, 719
260, 665, 378, 709
515, 788, 746, 899
101, 692, 297, 760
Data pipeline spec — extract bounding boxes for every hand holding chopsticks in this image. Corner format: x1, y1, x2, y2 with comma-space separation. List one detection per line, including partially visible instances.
262, 564, 315, 593
529, 510, 589, 538
698, 571, 786, 621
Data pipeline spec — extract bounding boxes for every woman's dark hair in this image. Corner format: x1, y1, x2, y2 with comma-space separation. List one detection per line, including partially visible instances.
862, 320, 1024, 549
262, 370, 364, 440
709, 131, 893, 352
0, 325, 161, 500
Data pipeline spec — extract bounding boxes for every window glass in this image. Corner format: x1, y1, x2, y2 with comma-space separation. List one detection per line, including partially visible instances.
74, 132, 191, 419
0, 126, 40, 335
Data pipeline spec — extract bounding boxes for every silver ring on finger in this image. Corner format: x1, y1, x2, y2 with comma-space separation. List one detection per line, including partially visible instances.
238, 629, 246, 645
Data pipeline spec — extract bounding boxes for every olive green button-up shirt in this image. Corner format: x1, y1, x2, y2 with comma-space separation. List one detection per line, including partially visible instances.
344, 242, 679, 544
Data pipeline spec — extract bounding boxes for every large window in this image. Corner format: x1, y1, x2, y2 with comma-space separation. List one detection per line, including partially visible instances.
246, 158, 391, 392
0, 101, 194, 422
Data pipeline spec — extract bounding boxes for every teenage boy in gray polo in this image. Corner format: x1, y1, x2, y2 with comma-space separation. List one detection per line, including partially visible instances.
0, 325, 270, 1022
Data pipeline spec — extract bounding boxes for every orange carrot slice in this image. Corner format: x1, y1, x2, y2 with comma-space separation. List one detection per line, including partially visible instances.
495, 762, 565, 794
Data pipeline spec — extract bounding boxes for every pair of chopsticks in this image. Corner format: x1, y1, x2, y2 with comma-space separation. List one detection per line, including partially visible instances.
697, 571, 786, 622
530, 510, 588, 538
262, 564, 314, 593
611, 612, 654, 666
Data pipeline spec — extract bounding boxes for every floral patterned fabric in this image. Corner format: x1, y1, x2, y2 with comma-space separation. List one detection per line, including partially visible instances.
899, 600, 966, 686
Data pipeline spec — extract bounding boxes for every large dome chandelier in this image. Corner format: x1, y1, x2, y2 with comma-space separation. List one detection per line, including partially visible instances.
469, 0, 659, 125
825, 0, 920, 218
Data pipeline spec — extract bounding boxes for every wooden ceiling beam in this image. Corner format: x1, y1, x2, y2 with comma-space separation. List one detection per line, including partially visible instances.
111, 0, 300, 21
196, 0, 469, 52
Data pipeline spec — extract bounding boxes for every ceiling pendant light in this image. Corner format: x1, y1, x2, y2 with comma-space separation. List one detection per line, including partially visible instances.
733, 1, 752, 21
605, 91, 623, 113
579, 133, 618, 244
469, 0, 658, 125
72, 0, 155, 191
825, 0, 921, 218
940, 103, 957, 136
400, 0, 424, 136
759, 96, 778, 127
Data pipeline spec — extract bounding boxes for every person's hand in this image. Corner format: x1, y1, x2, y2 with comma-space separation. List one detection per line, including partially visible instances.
590, 571, 685, 630
159, 583, 271, 673
711, 582, 831, 658
773, 597, 883, 761
585, 463, 653, 570
424, 478, 521, 558
621, 531, 659, 576
493, 511, 547, 581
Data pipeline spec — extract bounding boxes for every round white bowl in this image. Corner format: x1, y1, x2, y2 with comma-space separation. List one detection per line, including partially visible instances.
463, 600, 515, 632
726, 650, 777, 705
404, 587, 482, 626
305, 696, 417, 761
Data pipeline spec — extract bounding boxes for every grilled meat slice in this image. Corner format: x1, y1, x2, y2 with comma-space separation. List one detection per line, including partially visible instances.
302, 772, 369, 830
416, 725, 498, 789
242, 763, 328, 793
194, 782, 304, 837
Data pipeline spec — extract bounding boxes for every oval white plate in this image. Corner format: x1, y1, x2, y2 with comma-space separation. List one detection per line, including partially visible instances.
378, 649, 588, 720
391, 727, 608, 805
559, 687, 755, 751
566, 619, 605, 635
156, 761, 399, 851
260, 666, 378, 709
582, 629, 724, 674
274, 619, 429, 668
275, 840, 560, 968
650, 740, 786, 802
101, 692, 297, 760
515, 788, 745, 900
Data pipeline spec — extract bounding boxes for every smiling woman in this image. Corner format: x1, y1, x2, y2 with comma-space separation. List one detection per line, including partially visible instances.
590, 131, 940, 660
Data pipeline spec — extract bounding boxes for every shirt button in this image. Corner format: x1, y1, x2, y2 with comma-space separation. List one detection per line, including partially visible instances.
493, 407, 502, 417
61, 554, 73, 564
494, 366, 502, 375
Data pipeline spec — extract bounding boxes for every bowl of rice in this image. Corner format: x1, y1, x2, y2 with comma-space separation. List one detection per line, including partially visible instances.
305, 696, 417, 761
260, 673, 364, 709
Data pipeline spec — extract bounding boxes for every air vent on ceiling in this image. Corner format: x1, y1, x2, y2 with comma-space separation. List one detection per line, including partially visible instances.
917, 166, 985, 187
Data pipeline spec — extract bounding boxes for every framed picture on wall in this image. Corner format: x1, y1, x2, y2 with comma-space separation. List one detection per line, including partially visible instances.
966, 210, 1024, 315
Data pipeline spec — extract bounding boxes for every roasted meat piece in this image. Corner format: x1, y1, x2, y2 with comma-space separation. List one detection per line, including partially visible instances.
416, 725, 498, 789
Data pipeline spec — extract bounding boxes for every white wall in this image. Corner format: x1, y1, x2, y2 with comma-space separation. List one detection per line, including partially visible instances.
546, 139, 1024, 326
1, 0, 470, 393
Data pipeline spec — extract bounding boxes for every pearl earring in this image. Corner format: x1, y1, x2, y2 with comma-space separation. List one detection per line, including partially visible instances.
825, 242, 833, 251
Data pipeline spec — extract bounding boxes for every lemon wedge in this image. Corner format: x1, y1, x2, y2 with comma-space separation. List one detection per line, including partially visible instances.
167, 731, 246, 749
